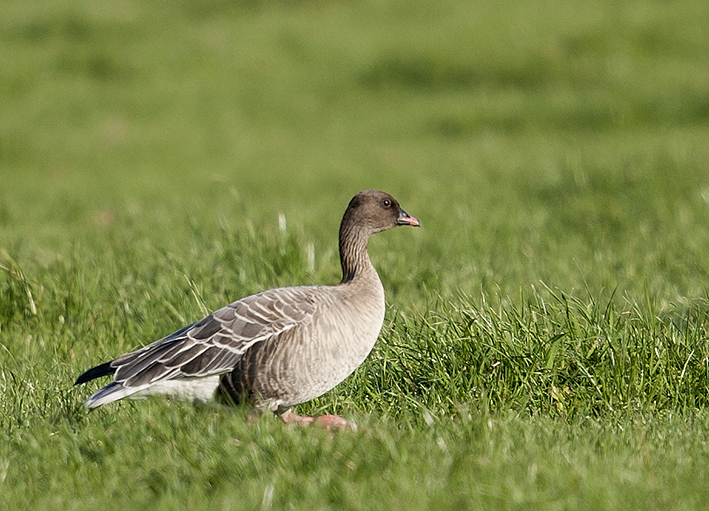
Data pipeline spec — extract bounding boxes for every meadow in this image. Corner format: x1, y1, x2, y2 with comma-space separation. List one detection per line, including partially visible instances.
2, 0, 709, 508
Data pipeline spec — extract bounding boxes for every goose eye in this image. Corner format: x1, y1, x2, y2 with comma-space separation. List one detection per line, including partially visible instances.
382, 199, 392, 208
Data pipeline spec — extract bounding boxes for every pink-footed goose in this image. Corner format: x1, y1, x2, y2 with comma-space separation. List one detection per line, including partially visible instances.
75, 190, 420, 430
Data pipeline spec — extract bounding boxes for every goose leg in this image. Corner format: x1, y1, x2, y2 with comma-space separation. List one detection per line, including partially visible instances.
279, 409, 356, 431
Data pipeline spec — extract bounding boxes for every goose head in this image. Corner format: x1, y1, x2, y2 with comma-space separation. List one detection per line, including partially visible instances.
341, 190, 420, 235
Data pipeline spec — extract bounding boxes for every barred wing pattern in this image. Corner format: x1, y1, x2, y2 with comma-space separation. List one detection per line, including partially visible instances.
84, 287, 317, 408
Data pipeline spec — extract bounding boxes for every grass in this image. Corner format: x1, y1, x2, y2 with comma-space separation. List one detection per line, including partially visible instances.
2, 0, 709, 508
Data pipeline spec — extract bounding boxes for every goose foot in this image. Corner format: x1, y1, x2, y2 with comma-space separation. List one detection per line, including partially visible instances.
279, 410, 357, 431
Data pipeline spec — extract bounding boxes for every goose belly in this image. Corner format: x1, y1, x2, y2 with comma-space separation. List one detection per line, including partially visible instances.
134, 375, 221, 402
252, 300, 385, 411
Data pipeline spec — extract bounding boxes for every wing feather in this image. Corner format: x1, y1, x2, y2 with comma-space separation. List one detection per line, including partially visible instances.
107, 287, 317, 390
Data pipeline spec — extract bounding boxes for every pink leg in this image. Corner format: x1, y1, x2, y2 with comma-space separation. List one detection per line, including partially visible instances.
279, 410, 357, 431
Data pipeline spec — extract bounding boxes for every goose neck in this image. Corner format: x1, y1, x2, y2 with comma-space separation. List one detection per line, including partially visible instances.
338, 225, 374, 284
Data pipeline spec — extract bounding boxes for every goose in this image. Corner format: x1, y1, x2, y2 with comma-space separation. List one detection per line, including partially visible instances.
75, 190, 420, 430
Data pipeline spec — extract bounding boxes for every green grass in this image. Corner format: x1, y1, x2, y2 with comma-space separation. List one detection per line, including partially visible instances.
2, 0, 709, 509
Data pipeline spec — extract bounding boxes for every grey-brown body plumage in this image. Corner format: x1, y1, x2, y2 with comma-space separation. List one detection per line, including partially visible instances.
217, 279, 384, 412
75, 190, 419, 418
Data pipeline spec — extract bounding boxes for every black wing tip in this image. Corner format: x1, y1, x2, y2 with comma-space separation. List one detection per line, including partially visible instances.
74, 361, 116, 386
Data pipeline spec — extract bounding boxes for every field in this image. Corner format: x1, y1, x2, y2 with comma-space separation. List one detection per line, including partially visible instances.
2, 0, 709, 508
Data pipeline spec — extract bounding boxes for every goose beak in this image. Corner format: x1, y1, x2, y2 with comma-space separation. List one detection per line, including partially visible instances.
397, 208, 421, 227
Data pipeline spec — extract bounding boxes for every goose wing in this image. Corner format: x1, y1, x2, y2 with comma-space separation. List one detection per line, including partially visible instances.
83, 287, 317, 391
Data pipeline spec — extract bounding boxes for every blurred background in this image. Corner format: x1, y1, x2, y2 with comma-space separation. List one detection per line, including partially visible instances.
2, 0, 709, 303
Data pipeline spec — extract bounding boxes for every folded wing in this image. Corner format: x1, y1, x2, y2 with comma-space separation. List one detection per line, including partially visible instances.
78, 287, 317, 408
